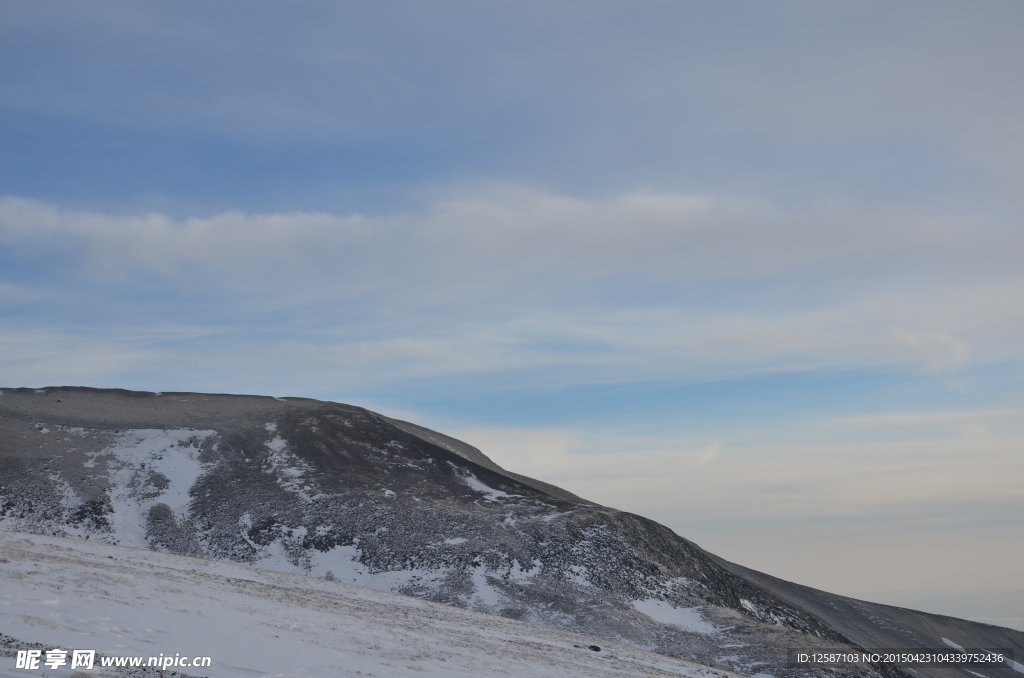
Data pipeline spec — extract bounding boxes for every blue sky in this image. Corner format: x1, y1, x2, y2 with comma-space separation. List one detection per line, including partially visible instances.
2, 1, 1023, 614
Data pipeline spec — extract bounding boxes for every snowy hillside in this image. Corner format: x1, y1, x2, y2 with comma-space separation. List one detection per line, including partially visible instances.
2, 387, 1022, 678
0, 531, 743, 678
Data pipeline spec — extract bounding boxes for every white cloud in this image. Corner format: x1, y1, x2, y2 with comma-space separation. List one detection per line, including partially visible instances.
2, 190, 1022, 389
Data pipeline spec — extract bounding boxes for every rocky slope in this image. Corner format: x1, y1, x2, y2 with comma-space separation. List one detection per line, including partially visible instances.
1, 387, 1021, 678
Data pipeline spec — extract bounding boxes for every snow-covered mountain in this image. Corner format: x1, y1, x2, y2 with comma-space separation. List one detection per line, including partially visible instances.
2, 387, 1021, 678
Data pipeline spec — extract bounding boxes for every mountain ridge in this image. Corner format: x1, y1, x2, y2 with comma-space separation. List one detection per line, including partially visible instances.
1, 386, 1021, 678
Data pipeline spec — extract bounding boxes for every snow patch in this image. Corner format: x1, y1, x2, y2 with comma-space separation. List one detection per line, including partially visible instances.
263, 434, 316, 502
462, 474, 521, 501
942, 637, 966, 652
633, 600, 718, 634
303, 543, 451, 594
470, 567, 504, 610
100, 429, 216, 548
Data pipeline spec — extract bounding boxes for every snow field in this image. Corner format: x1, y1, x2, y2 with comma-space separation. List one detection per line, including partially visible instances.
0, 531, 745, 678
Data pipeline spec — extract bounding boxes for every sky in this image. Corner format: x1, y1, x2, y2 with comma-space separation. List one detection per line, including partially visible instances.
1, 0, 1022, 621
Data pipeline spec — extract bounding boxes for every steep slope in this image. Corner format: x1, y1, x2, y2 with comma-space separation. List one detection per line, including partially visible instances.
1, 387, 1020, 678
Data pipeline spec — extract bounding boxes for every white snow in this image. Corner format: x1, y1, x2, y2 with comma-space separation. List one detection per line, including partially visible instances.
91, 429, 216, 548
739, 598, 760, 616
462, 474, 521, 501
0, 531, 740, 678
633, 600, 719, 634
262, 434, 316, 502
942, 637, 966, 652
293, 541, 454, 595
469, 567, 504, 609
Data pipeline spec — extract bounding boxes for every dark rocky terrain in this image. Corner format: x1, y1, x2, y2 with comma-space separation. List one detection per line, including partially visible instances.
1, 387, 1020, 678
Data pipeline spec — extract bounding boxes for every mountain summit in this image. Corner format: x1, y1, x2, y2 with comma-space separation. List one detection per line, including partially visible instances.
1, 387, 1021, 678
